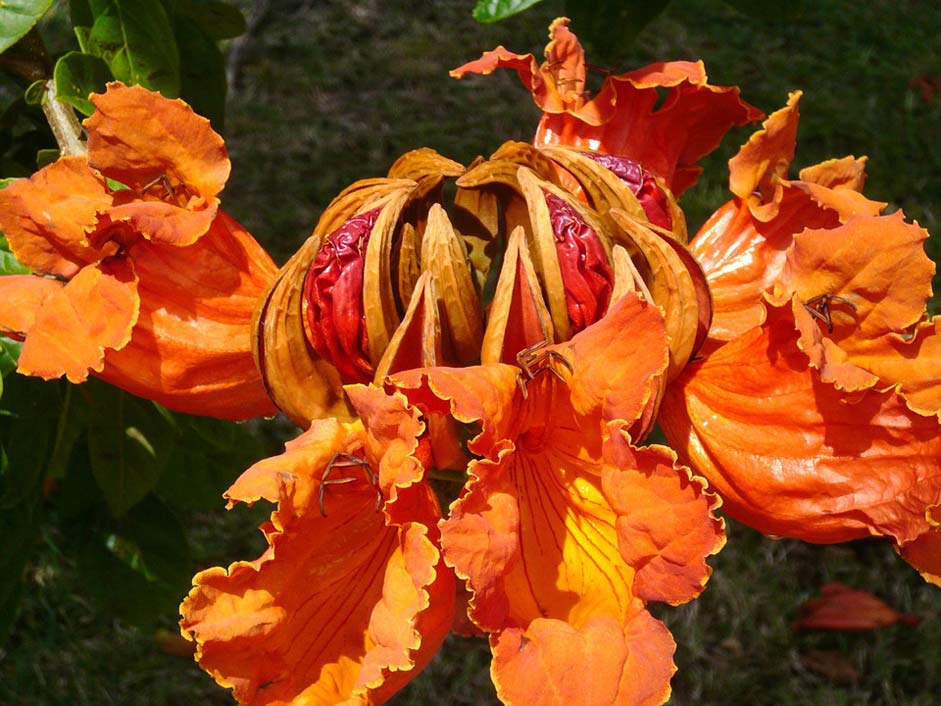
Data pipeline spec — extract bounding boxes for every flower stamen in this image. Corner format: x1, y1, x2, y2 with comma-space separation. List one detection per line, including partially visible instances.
803, 293, 857, 334
319, 452, 381, 517
515, 340, 573, 400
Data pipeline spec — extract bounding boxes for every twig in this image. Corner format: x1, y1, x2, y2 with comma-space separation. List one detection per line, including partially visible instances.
41, 80, 86, 156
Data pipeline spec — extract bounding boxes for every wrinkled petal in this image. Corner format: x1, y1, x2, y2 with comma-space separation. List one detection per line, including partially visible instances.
17, 258, 138, 383
601, 425, 724, 605
898, 507, 941, 586
849, 317, 941, 418
180, 417, 454, 706
86, 83, 230, 202
107, 198, 219, 247
535, 57, 761, 195
564, 293, 669, 437
771, 213, 936, 400
660, 304, 941, 545
798, 155, 869, 190
453, 19, 761, 195
0, 156, 111, 276
793, 583, 920, 631
490, 609, 675, 706
691, 192, 840, 343
99, 211, 277, 420
728, 92, 801, 221
776, 213, 932, 340
0, 274, 64, 338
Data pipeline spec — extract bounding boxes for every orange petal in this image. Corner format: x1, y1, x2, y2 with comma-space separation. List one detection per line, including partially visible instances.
439, 423, 633, 632
454, 20, 760, 194
775, 213, 934, 396
601, 426, 724, 605
98, 211, 278, 421
451, 47, 556, 111
660, 304, 941, 545
728, 92, 801, 221
490, 609, 676, 706
17, 258, 138, 383
691, 191, 840, 343
798, 155, 869, 190
794, 583, 920, 631
777, 213, 932, 340
480, 226, 555, 366
565, 292, 669, 438
848, 317, 941, 418
180, 417, 454, 706
535, 58, 761, 195
898, 507, 941, 586
254, 234, 350, 427
0, 156, 111, 276
344, 383, 434, 526
107, 198, 218, 246
86, 83, 230, 201
0, 274, 64, 338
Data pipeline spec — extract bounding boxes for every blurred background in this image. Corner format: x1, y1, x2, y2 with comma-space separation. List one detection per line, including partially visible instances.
1, 0, 940, 704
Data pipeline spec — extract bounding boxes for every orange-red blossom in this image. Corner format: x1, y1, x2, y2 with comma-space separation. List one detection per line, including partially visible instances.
184, 21, 756, 696
659, 93, 941, 586
180, 294, 726, 706
0, 83, 277, 420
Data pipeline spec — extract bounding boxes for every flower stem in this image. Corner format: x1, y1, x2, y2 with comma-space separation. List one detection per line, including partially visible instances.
41, 80, 86, 156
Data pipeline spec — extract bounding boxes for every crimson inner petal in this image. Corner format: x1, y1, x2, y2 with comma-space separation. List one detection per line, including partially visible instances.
544, 192, 613, 334
303, 207, 381, 383
584, 153, 673, 231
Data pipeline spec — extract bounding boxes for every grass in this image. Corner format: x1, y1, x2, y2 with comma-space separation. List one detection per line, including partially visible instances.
2, 0, 940, 704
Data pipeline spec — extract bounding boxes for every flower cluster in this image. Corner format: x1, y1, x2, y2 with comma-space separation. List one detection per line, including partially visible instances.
1, 16, 937, 706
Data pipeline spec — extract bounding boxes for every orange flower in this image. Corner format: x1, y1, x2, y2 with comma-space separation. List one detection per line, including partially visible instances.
451, 17, 762, 197
0, 83, 278, 420
659, 93, 941, 585
180, 386, 455, 704
388, 293, 725, 706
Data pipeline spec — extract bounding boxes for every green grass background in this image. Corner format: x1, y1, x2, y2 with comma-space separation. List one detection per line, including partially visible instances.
2, 0, 940, 704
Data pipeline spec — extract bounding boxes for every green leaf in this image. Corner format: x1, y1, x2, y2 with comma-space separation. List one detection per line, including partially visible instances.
77, 0, 181, 96
74, 534, 180, 628
0, 338, 20, 378
0, 0, 55, 54
174, 0, 246, 40
23, 79, 45, 106
84, 380, 176, 517
0, 374, 62, 505
472, 0, 545, 22
118, 494, 190, 586
174, 17, 226, 130
564, 0, 672, 62
35, 147, 58, 168
158, 414, 261, 511
53, 51, 114, 116
0, 235, 30, 275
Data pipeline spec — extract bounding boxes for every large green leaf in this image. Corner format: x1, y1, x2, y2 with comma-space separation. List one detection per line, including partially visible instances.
174, 17, 226, 130
53, 51, 114, 116
84, 380, 176, 517
75, 0, 181, 96
0, 0, 55, 54
472, 0, 545, 22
